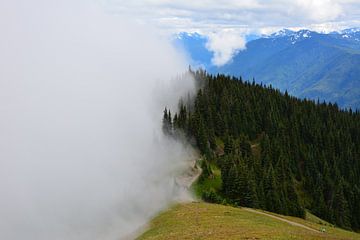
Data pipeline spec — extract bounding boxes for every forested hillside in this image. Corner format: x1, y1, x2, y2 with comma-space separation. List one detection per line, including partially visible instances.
163, 70, 360, 231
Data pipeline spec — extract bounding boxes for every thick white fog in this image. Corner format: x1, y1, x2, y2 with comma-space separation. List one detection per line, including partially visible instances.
0, 1, 195, 239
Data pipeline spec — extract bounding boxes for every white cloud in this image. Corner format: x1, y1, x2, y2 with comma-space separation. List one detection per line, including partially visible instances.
206, 29, 246, 66
291, 0, 343, 22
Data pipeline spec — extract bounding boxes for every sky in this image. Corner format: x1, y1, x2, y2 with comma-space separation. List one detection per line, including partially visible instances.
110, 0, 360, 33
110, 0, 360, 65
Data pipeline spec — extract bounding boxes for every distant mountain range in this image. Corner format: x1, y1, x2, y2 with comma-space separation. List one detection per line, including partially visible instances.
173, 32, 213, 69
174, 28, 360, 110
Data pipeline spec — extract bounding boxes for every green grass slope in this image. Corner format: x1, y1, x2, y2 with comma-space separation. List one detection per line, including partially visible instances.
138, 202, 360, 240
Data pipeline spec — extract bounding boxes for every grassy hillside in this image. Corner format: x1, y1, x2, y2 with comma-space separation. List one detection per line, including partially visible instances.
138, 202, 360, 240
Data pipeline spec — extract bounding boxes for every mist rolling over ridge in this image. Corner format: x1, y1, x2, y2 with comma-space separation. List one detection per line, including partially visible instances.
0, 1, 195, 239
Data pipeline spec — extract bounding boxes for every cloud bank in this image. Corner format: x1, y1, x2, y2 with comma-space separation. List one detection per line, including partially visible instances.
0, 1, 194, 239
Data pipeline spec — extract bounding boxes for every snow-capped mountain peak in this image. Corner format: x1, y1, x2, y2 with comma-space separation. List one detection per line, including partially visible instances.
175, 32, 205, 40
268, 29, 315, 44
269, 29, 295, 38
341, 28, 360, 34
338, 28, 360, 41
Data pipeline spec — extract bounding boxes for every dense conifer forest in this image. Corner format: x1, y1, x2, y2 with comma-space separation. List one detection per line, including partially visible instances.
163, 70, 360, 231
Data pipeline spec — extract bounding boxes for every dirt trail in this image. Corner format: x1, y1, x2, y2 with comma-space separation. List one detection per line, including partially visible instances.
174, 159, 202, 190
243, 208, 320, 233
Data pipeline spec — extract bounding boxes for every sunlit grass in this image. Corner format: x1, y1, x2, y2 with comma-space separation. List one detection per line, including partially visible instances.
138, 202, 360, 240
